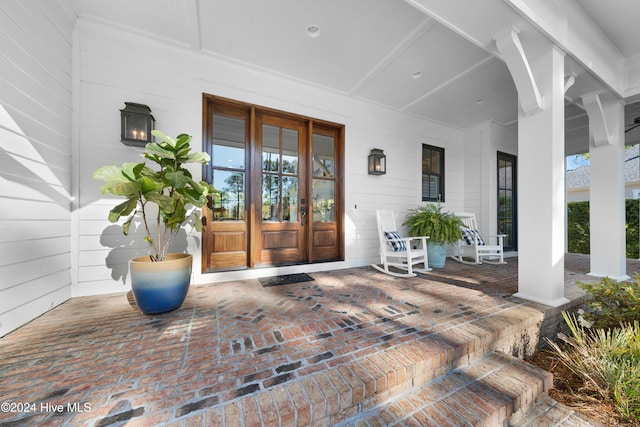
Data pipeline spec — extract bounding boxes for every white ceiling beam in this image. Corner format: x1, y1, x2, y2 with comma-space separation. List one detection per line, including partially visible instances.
184, 0, 201, 51
401, 56, 494, 111
402, 0, 505, 56
349, 18, 437, 96
494, 27, 543, 115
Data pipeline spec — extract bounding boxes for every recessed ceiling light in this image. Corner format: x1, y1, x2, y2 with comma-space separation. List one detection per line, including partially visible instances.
411, 71, 423, 79
475, 99, 485, 104
306, 25, 320, 38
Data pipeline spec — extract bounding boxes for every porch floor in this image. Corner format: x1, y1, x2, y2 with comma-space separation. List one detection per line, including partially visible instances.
1, 254, 636, 426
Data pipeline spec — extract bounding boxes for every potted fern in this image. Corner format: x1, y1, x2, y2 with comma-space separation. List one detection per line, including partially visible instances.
403, 202, 464, 268
93, 130, 217, 314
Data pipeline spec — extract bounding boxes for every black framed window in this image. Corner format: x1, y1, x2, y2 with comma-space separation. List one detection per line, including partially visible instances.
422, 144, 444, 202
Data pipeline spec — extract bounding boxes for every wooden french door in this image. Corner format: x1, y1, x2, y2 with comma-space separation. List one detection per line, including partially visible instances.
201, 95, 343, 272
254, 112, 308, 266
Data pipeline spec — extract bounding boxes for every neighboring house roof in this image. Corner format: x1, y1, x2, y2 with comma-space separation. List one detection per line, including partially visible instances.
566, 145, 640, 190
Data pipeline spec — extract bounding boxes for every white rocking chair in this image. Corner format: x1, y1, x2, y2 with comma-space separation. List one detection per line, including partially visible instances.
371, 209, 431, 277
450, 212, 506, 265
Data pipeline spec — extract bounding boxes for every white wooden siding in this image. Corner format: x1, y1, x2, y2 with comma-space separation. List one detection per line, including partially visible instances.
463, 121, 517, 238
74, 17, 465, 294
0, 1, 74, 337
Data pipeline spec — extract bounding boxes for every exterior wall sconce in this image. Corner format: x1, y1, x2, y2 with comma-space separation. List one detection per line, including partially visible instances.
368, 148, 386, 175
120, 102, 155, 147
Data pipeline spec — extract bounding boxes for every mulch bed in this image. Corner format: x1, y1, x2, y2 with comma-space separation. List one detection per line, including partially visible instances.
526, 347, 639, 426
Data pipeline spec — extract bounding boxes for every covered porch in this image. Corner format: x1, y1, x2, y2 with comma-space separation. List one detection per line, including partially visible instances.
2, 0, 640, 340
1, 254, 629, 426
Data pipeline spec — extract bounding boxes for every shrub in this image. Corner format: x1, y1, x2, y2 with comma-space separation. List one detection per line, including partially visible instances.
579, 275, 640, 329
547, 313, 640, 421
567, 201, 590, 254
567, 199, 640, 259
628, 199, 640, 259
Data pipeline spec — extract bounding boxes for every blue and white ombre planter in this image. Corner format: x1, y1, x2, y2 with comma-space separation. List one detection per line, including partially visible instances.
426, 242, 447, 268
130, 254, 192, 314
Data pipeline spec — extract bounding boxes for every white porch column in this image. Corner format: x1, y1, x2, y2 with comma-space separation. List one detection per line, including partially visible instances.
514, 46, 569, 307
587, 98, 629, 280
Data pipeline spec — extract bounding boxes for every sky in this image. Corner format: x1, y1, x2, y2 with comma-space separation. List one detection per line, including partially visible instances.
566, 154, 589, 171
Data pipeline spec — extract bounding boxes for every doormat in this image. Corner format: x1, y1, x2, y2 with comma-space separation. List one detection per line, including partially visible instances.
259, 273, 314, 287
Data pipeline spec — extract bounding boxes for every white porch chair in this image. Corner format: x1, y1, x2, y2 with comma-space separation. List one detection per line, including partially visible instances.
371, 209, 431, 277
450, 212, 507, 265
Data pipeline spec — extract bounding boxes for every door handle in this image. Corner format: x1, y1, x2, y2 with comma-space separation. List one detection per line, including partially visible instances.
300, 207, 307, 225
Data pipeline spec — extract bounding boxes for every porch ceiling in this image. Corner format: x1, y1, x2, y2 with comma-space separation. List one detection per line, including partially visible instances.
70, 0, 640, 150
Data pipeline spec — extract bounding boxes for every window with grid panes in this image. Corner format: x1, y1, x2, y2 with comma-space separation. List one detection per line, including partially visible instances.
422, 144, 444, 202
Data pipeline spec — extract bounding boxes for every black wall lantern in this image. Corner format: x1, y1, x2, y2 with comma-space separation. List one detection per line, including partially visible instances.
120, 102, 155, 147
368, 148, 386, 175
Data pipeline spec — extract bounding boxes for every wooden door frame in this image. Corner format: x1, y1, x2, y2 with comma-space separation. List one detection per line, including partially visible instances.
201, 93, 345, 272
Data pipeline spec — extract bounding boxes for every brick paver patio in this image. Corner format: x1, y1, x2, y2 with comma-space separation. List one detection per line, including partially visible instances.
1, 254, 636, 426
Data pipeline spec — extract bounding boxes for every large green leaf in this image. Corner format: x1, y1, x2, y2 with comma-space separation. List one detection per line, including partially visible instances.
175, 133, 191, 150
139, 176, 162, 195
164, 171, 191, 189
151, 130, 174, 146
122, 212, 136, 235
99, 180, 140, 196
145, 192, 174, 212
163, 197, 186, 229
176, 145, 191, 159
182, 187, 206, 207
145, 143, 175, 160
108, 198, 138, 222
93, 164, 128, 183
184, 152, 211, 164
121, 162, 145, 181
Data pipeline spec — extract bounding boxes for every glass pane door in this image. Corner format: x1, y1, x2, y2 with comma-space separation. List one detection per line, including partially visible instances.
255, 113, 307, 267
497, 152, 517, 251
261, 125, 299, 223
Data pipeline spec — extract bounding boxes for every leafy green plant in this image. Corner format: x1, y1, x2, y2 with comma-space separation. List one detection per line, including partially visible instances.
403, 202, 464, 244
547, 313, 640, 421
567, 199, 640, 258
567, 201, 590, 254
628, 199, 640, 259
579, 275, 640, 329
93, 130, 216, 261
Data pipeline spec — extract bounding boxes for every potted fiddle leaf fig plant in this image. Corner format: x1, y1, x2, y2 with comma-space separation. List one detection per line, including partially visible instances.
93, 130, 217, 314
403, 201, 464, 268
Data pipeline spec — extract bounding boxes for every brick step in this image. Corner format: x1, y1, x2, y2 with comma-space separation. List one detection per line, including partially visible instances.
337, 351, 553, 426
209, 302, 547, 426
511, 396, 601, 427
